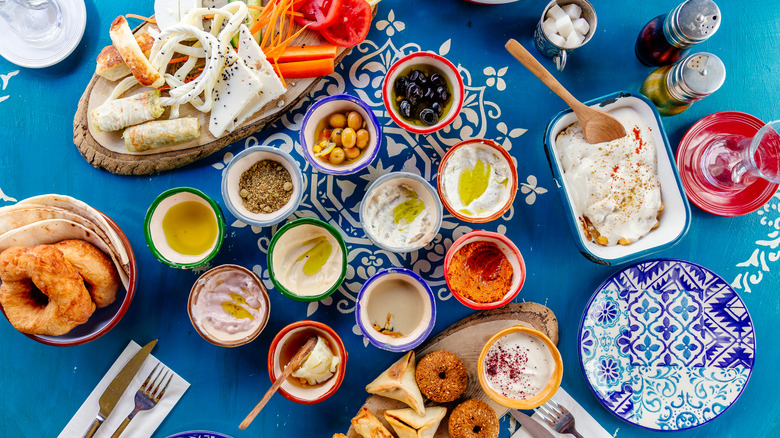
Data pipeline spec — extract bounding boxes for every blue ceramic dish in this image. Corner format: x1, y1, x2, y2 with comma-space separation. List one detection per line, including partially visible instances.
543, 91, 691, 266
578, 258, 755, 431
166, 431, 232, 438
355, 268, 436, 352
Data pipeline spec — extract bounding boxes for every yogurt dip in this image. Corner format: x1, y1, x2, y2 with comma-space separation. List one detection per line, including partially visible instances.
191, 267, 267, 343
441, 142, 514, 219
555, 107, 662, 246
271, 223, 344, 298
290, 336, 341, 386
483, 330, 555, 400
363, 183, 434, 249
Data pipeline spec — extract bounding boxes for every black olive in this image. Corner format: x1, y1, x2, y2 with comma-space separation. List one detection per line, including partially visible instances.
409, 70, 426, 85
394, 76, 408, 96
430, 73, 446, 87
435, 86, 450, 103
419, 108, 438, 126
423, 86, 436, 101
407, 83, 423, 105
399, 100, 412, 118
431, 101, 443, 115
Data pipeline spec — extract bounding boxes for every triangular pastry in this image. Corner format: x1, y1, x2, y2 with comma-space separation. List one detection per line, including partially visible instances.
384, 407, 447, 438
365, 351, 425, 415
351, 408, 393, 438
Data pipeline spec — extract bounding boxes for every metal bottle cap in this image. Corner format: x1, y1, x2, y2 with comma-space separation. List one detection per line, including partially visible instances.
664, 0, 721, 48
667, 52, 726, 102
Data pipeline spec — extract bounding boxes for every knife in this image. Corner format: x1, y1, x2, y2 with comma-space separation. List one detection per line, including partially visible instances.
509, 409, 556, 438
81, 340, 157, 438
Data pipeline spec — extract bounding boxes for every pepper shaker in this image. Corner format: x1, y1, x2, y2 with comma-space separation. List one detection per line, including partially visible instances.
640, 52, 725, 116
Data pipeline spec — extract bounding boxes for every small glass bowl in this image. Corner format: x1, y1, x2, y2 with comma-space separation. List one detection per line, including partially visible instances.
267, 217, 347, 302
443, 230, 526, 310
221, 146, 304, 228
144, 187, 225, 269
437, 138, 518, 223
268, 321, 348, 404
478, 325, 563, 410
382, 51, 464, 134
299, 94, 382, 175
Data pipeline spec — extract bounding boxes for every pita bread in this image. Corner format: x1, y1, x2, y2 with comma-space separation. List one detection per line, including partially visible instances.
385, 407, 447, 438
351, 408, 393, 438
365, 351, 425, 416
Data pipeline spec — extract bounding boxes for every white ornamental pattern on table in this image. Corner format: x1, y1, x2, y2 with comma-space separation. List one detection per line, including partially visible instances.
0, 70, 19, 104
212, 9, 534, 345
731, 191, 780, 293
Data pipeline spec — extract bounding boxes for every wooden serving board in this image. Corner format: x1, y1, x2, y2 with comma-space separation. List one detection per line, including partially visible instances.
345, 302, 559, 438
72, 7, 368, 175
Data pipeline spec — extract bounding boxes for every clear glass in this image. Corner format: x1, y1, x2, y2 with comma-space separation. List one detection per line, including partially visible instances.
0, 0, 63, 46
701, 120, 780, 191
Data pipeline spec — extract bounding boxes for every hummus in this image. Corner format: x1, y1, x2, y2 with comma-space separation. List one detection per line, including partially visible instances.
290, 336, 340, 386
271, 224, 343, 297
191, 269, 266, 343
441, 142, 513, 218
363, 182, 434, 249
556, 107, 662, 246
483, 331, 555, 400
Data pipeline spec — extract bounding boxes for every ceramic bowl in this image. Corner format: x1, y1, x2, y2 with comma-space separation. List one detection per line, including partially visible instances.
359, 172, 443, 253
268, 321, 348, 404
299, 94, 382, 175
145, 187, 225, 269
0, 213, 138, 346
187, 264, 270, 347
443, 230, 525, 310
267, 217, 347, 302
355, 268, 436, 352
437, 138, 518, 223
383, 51, 465, 134
221, 146, 304, 227
543, 91, 691, 266
478, 325, 563, 409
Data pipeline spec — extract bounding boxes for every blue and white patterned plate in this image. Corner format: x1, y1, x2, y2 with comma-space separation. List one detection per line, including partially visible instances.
578, 258, 755, 431
166, 431, 232, 438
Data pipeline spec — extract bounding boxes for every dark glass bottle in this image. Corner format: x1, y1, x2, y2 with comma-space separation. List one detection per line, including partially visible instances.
635, 0, 721, 67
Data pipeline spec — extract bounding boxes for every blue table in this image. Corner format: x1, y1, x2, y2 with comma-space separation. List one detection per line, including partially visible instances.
1, 0, 779, 436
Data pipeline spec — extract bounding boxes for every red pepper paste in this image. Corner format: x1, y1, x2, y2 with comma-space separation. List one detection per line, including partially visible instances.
448, 241, 513, 303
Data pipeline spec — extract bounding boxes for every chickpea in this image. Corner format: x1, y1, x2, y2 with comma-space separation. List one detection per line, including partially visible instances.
330, 128, 343, 147
345, 146, 361, 160
319, 129, 331, 142
329, 113, 347, 128
329, 147, 345, 164
341, 128, 356, 149
347, 111, 363, 131
356, 129, 370, 149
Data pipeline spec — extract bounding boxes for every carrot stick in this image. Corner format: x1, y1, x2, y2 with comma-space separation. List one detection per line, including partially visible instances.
168, 56, 189, 64
203, 13, 215, 19
273, 45, 337, 63
273, 59, 335, 78
125, 14, 157, 25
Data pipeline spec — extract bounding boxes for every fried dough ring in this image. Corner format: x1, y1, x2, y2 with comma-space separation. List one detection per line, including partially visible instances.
53, 240, 119, 308
0, 246, 95, 335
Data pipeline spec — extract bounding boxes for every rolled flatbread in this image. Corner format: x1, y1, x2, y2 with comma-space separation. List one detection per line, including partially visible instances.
90, 89, 164, 132
123, 118, 201, 152
109, 15, 164, 88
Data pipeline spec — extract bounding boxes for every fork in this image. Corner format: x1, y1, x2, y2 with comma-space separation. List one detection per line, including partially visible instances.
109, 363, 173, 438
537, 400, 584, 438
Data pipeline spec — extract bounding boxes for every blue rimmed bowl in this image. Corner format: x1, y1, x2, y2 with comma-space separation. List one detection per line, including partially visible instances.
221, 146, 304, 228
299, 94, 382, 175
543, 91, 690, 266
355, 268, 436, 352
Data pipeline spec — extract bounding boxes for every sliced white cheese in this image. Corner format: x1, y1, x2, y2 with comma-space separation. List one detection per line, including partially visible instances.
154, 0, 180, 30
209, 46, 263, 137
223, 24, 287, 133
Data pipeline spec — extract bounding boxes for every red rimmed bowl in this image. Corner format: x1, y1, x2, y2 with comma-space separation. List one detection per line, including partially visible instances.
383, 52, 464, 134
437, 138, 518, 223
443, 230, 525, 309
0, 212, 137, 346
268, 320, 348, 404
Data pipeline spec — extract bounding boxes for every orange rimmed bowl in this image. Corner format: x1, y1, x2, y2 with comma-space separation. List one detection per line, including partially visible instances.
268, 320, 348, 404
478, 325, 563, 409
443, 230, 525, 310
437, 138, 518, 223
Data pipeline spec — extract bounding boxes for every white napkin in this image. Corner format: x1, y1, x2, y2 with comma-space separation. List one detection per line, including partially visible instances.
59, 341, 190, 438
510, 387, 614, 438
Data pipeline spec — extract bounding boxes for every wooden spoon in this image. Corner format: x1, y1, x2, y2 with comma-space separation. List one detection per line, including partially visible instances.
505, 39, 626, 144
239, 337, 318, 430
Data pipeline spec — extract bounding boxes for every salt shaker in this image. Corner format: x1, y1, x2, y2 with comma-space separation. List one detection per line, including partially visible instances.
635, 0, 721, 67
640, 52, 725, 116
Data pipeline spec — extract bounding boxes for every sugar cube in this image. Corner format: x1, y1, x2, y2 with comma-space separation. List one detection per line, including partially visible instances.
542, 17, 558, 39
563, 32, 584, 49
563, 4, 582, 20
555, 14, 574, 38
573, 17, 590, 36
548, 33, 566, 47
546, 4, 568, 22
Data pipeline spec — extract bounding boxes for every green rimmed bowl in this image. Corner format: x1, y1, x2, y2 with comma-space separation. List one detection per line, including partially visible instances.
144, 187, 226, 269
267, 217, 347, 302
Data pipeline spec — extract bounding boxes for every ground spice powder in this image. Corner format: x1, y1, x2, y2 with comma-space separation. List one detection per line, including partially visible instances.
238, 159, 293, 214
448, 241, 513, 303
